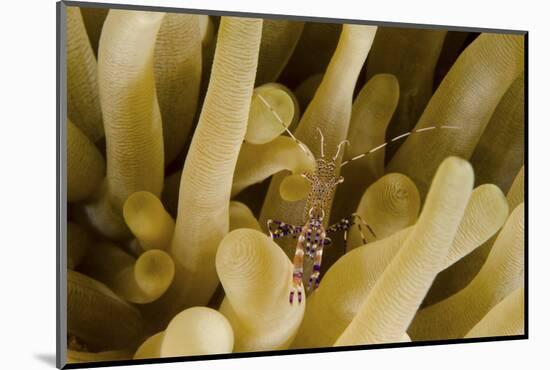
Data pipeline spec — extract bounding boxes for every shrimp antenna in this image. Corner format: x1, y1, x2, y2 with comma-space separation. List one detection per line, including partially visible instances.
254, 91, 312, 159
333, 140, 350, 161
317, 128, 325, 157
340, 125, 461, 168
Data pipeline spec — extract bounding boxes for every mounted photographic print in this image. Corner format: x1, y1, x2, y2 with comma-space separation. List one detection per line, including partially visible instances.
57, 0, 527, 368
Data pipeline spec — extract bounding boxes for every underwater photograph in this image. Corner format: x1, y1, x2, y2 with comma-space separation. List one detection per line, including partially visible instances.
61, 2, 526, 367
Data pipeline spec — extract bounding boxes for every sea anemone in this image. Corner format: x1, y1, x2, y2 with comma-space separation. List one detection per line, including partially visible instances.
64, 5, 525, 364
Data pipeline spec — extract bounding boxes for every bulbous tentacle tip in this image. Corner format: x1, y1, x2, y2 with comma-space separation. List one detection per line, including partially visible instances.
442, 155, 474, 172
160, 307, 234, 357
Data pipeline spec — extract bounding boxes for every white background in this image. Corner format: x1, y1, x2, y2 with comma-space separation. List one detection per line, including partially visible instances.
0, 0, 546, 368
